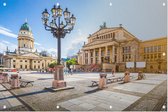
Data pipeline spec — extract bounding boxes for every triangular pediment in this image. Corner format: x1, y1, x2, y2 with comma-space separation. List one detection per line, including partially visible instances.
85, 40, 109, 46
20, 53, 40, 58
92, 28, 118, 37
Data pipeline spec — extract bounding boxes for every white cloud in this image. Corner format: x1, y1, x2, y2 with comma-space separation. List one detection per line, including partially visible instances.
0, 40, 17, 53
34, 42, 41, 46
0, 26, 17, 38
35, 46, 57, 57
2, 40, 10, 44
66, 29, 87, 56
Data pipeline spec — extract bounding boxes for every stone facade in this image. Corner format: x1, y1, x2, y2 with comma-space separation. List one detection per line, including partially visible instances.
3, 22, 55, 70
77, 25, 167, 73
139, 37, 167, 73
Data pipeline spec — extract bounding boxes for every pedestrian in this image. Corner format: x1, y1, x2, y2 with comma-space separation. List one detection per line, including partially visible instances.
112, 68, 115, 77
70, 68, 73, 75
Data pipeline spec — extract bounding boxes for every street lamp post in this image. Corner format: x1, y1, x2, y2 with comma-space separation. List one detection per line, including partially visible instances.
42, 4, 76, 89
42, 5, 76, 65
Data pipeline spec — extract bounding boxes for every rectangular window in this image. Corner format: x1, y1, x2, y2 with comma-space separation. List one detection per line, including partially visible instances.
151, 54, 153, 59
101, 51, 104, 56
154, 46, 158, 52
122, 55, 125, 62
151, 46, 153, 52
115, 55, 117, 62
20, 60, 22, 62
154, 54, 157, 58
25, 60, 27, 62
158, 46, 161, 52
115, 48, 117, 54
13, 65, 15, 68
158, 53, 161, 58
95, 51, 98, 56
13, 60, 16, 62
20, 65, 22, 69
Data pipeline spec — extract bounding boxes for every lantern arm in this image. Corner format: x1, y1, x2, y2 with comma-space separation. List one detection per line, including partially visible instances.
64, 26, 74, 34
44, 26, 52, 31
45, 23, 58, 30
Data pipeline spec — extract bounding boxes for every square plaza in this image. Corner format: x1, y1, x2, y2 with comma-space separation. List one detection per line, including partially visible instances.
0, 71, 167, 111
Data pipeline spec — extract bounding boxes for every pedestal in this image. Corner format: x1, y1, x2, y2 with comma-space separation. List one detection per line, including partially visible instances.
10, 74, 20, 89
124, 71, 130, 83
52, 65, 66, 89
2, 73, 8, 83
98, 73, 107, 89
52, 80, 66, 88
45, 65, 74, 92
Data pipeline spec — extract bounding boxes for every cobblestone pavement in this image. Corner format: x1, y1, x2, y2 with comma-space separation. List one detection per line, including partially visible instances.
0, 84, 29, 111
0, 71, 167, 111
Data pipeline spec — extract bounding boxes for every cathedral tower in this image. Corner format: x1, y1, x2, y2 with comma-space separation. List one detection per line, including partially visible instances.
18, 22, 34, 53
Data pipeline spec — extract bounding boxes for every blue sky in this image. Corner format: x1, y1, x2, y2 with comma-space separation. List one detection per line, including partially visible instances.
0, 0, 167, 58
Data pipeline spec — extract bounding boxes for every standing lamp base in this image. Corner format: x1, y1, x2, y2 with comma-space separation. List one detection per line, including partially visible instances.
52, 80, 66, 88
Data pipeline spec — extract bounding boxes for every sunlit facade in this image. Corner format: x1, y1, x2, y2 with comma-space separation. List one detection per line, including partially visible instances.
78, 24, 167, 73
3, 22, 55, 70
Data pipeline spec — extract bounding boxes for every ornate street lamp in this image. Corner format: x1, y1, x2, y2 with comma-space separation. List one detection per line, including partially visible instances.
42, 4, 76, 89
42, 5, 76, 65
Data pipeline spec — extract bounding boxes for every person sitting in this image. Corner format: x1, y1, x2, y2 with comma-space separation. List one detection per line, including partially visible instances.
124, 71, 130, 83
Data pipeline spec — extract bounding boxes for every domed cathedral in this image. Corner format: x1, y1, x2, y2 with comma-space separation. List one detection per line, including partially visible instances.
3, 21, 56, 70
18, 22, 35, 53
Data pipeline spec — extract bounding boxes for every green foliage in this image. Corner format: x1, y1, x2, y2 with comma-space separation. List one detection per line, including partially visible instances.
66, 58, 77, 66
48, 61, 57, 68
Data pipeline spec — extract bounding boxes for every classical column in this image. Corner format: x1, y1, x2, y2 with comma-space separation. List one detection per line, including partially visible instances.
99, 48, 101, 64
105, 46, 108, 56
112, 45, 115, 63
93, 49, 96, 64
88, 50, 91, 65
82, 51, 85, 65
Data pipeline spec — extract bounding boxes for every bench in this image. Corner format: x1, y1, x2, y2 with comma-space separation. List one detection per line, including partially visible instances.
91, 80, 99, 86
20, 79, 34, 87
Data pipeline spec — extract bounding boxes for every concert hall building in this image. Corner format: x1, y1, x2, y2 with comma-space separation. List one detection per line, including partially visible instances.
77, 23, 167, 73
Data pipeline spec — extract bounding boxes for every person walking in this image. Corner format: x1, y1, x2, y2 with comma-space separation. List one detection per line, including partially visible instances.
112, 68, 115, 77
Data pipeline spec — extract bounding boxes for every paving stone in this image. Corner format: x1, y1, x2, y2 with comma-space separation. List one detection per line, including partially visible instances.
114, 83, 156, 94
68, 99, 83, 105
133, 79, 163, 85
58, 101, 76, 108
90, 106, 107, 111
7, 98, 22, 107
67, 104, 86, 111
78, 103, 96, 110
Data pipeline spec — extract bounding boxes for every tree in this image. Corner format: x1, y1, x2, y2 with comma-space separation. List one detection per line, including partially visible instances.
66, 58, 77, 68
48, 61, 57, 68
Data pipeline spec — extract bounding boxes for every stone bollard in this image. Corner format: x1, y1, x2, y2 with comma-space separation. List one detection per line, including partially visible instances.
2, 73, 8, 83
124, 71, 130, 83
10, 74, 20, 89
98, 73, 107, 89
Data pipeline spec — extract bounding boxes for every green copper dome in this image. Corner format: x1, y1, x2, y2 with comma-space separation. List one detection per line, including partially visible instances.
20, 22, 31, 31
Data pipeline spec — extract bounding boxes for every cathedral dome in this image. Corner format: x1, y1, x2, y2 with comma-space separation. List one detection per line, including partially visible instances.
20, 22, 31, 31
